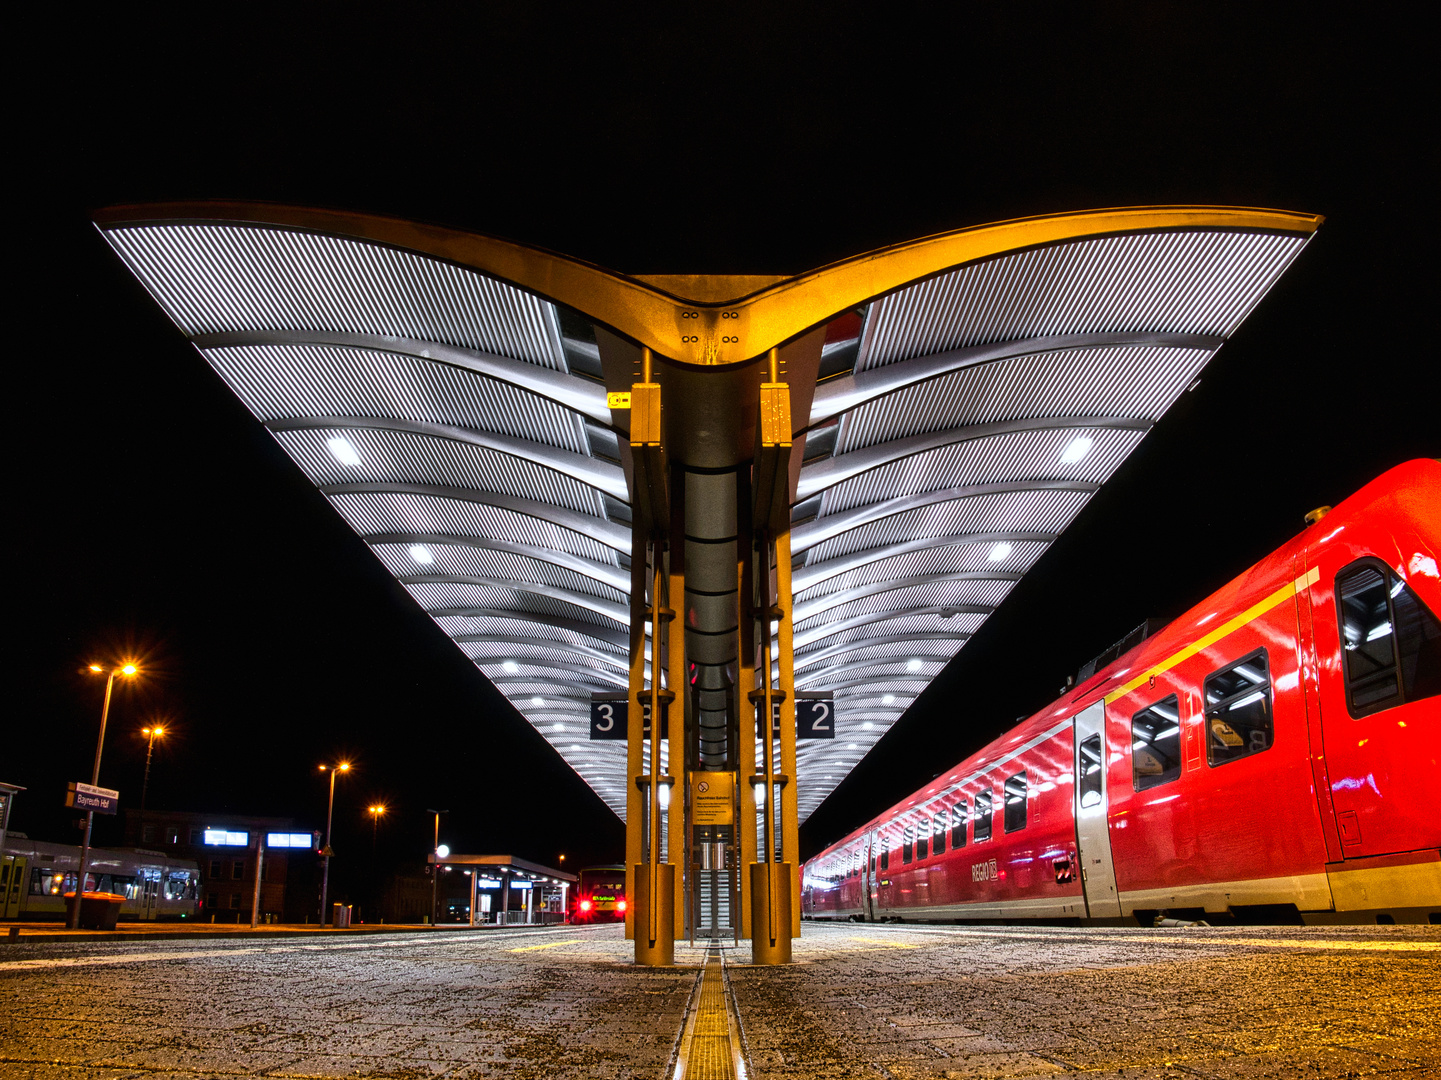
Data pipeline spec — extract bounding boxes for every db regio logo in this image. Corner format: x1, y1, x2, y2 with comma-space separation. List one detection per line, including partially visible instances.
971, 858, 999, 883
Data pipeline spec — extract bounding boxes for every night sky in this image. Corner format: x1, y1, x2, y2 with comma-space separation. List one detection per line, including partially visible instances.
10, 9, 1434, 901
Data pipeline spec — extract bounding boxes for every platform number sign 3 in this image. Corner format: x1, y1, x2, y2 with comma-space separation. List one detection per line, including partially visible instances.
589, 698, 661, 740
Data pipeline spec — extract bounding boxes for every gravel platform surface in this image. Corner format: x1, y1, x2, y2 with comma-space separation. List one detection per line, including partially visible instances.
2, 920, 1437, 1078
728, 921, 1441, 1079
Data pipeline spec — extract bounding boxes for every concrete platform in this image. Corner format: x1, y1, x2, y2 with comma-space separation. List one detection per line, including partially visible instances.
0, 921, 1436, 1078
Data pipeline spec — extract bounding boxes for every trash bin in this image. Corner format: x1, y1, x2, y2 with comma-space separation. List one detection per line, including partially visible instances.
64, 892, 126, 930
331, 902, 352, 928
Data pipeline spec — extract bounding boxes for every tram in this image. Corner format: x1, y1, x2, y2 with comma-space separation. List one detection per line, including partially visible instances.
571, 864, 627, 922
802, 459, 1440, 925
1, 836, 203, 921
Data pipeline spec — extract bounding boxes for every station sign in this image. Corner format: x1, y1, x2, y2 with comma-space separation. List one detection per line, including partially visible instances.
476, 877, 503, 890
757, 694, 835, 740
691, 772, 735, 826
589, 695, 667, 740
202, 829, 251, 846
65, 782, 119, 814
266, 832, 318, 849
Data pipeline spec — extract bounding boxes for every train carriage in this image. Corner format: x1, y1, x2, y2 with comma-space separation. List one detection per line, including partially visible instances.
2, 837, 203, 921
803, 459, 1440, 925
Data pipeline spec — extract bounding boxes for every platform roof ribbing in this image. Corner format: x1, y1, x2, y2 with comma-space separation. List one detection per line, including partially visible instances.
96, 204, 1318, 822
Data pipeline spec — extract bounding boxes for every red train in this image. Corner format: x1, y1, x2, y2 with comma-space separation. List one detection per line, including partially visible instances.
802, 459, 1440, 925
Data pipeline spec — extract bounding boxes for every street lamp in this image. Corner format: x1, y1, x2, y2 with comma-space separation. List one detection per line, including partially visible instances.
367, 804, 387, 854
138, 725, 166, 836
318, 761, 351, 926
70, 662, 139, 928
426, 808, 448, 926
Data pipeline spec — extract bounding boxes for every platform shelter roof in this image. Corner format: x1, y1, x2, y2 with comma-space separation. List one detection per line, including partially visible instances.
95, 205, 1316, 823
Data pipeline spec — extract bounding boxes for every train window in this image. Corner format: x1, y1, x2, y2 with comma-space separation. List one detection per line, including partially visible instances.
1004, 772, 1028, 832
879, 836, 890, 872
1337, 560, 1441, 717
902, 825, 914, 864
1079, 734, 1104, 807
1131, 695, 1182, 790
973, 791, 993, 842
951, 799, 968, 847
932, 812, 946, 856
1203, 648, 1273, 766
915, 818, 928, 860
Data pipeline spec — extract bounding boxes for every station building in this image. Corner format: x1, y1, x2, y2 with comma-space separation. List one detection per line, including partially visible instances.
122, 809, 310, 921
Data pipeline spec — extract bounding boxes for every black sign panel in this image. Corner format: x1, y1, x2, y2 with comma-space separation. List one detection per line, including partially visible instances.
590, 698, 628, 740
589, 697, 666, 740
757, 695, 835, 739
796, 697, 835, 739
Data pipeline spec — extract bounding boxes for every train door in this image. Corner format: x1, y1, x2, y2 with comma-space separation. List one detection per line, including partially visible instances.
1, 855, 25, 918
861, 833, 875, 922
140, 870, 160, 920
1302, 548, 1441, 859
1073, 701, 1121, 918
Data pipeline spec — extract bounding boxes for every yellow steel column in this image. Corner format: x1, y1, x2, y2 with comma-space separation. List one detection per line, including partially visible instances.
774, 529, 800, 938
666, 540, 687, 940
735, 523, 757, 938
624, 536, 647, 941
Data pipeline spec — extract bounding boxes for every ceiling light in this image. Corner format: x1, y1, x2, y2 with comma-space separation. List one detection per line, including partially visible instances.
532, 696, 544, 706
408, 544, 434, 565
502, 660, 520, 673
552, 723, 565, 732
862, 721, 875, 730
326, 436, 362, 467
987, 541, 1013, 562
1060, 435, 1094, 464
882, 694, 895, 706
906, 657, 923, 672
847, 743, 858, 750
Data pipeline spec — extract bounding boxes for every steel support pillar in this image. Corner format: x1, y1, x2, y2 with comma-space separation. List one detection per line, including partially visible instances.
748, 351, 797, 963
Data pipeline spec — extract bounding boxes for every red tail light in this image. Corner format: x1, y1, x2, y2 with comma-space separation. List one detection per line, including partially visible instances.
579, 899, 592, 912
616, 899, 627, 912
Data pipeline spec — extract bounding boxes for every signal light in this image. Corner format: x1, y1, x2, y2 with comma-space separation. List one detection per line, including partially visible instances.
579, 899, 592, 912
616, 899, 627, 912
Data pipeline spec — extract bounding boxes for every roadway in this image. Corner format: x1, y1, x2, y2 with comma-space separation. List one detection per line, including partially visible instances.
1, 921, 1436, 1078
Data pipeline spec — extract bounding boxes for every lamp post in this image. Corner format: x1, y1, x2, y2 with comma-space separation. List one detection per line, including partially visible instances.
70, 662, 138, 928
138, 725, 166, 838
318, 761, 350, 926
367, 804, 386, 854
427, 808, 448, 925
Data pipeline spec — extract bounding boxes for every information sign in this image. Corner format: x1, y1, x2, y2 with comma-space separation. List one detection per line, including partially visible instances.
202, 829, 251, 846
589, 695, 667, 740
691, 772, 735, 826
65, 782, 119, 814
757, 694, 835, 739
797, 697, 835, 739
266, 832, 317, 849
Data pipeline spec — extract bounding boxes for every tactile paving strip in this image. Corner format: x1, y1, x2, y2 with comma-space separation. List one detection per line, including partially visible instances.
675, 952, 737, 1080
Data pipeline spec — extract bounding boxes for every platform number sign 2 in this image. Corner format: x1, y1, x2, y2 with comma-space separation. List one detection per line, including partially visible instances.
761, 696, 835, 739
797, 697, 834, 740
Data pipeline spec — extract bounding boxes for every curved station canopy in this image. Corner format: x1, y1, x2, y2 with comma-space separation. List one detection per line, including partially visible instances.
96, 203, 1318, 824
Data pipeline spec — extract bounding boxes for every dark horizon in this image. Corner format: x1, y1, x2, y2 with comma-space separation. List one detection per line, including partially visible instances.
10, 9, 1433, 904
